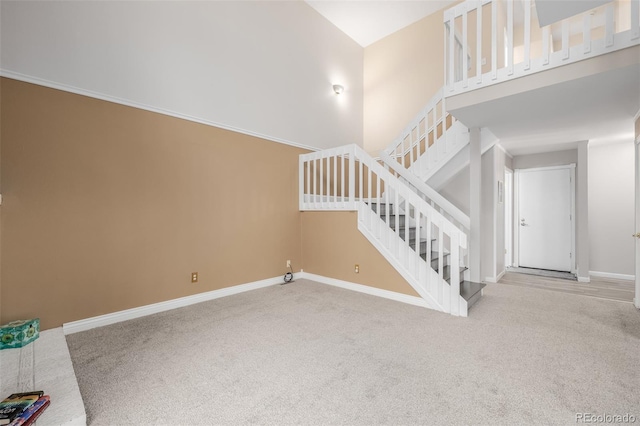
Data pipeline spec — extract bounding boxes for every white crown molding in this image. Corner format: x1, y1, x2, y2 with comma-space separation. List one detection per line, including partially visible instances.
1, 69, 320, 153
495, 143, 513, 159
299, 272, 430, 309
590, 271, 635, 281
62, 274, 296, 335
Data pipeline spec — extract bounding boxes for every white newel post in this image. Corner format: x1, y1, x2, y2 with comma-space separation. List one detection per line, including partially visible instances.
469, 128, 481, 283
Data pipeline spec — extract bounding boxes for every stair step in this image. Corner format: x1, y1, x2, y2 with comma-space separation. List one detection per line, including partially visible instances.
436, 265, 467, 283
369, 203, 394, 215
460, 281, 486, 310
391, 225, 416, 241
381, 214, 406, 227
460, 281, 486, 302
420, 251, 450, 268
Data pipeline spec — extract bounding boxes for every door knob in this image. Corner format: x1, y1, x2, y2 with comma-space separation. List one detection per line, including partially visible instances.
633, 233, 640, 238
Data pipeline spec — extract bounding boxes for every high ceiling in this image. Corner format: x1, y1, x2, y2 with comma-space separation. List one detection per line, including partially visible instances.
305, 0, 456, 47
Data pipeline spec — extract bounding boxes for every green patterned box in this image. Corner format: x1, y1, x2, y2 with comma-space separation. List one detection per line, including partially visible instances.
0, 319, 40, 350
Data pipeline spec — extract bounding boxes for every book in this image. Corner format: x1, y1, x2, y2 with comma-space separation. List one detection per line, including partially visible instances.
7, 396, 50, 426
0, 392, 43, 425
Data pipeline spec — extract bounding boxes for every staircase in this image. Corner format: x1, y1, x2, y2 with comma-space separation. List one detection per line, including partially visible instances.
369, 201, 485, 312
299, 144, 484, 317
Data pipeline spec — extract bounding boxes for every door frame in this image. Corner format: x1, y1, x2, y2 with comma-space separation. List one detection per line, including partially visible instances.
505, 167, 514, 268
635, 133, 640, 309
514, 164, 576, 273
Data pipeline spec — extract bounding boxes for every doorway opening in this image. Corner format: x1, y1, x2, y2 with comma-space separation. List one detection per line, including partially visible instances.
513, 165, 576, 275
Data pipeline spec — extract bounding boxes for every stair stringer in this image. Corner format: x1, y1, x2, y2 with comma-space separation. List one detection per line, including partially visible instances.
408, 120, 471, 182
426, 127, 498, 191
356, 200, 469, 316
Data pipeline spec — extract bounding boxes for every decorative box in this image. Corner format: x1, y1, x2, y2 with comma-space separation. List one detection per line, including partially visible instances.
0, 319, 40, 350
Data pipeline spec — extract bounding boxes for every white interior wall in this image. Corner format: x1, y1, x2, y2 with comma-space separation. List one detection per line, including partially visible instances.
0, 1, 363, 150
588, 141, 636, 277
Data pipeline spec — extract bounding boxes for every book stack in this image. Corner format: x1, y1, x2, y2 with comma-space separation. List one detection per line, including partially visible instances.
0, 392, 50, 426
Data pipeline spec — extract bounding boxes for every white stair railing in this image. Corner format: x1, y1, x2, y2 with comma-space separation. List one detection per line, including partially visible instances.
383, 88, 470, 182
444, 0, 640, 96
300, 144, 469, 316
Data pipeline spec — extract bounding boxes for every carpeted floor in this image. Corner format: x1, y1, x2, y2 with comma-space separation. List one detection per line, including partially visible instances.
66, 279, 640, 425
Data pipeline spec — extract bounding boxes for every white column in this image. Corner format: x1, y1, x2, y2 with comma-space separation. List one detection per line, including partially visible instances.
470, 128, 482, 283
577, 141, 590, 282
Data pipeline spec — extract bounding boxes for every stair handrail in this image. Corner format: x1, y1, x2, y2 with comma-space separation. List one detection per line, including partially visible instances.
380, 150, 470, 230
383, 87, 452, 161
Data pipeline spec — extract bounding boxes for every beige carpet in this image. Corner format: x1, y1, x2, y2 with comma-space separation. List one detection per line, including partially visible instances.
66, 279, 640, 425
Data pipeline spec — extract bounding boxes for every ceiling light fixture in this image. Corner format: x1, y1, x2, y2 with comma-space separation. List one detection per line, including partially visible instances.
333, 84, 345, 95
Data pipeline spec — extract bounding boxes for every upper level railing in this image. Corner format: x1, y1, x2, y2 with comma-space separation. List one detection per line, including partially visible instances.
444, 0, 640, 95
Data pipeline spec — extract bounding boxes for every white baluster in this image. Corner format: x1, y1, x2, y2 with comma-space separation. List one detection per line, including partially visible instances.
477, 0, 483, 84
368, 165, 372, 227
507, 0, 514, 75
583, 13, 592, 54
605, 3, 614, 47
341, 153, 345, 208
632, 0, 639, 40
462, 2, 468, 88
491, 0, 497, 79
358, 157, 363, 206
314, 158, 319, 209
449, 19, 455, 88
562, 20, 570, 60
450, 230, 461, 316
395, 189, 400, 257
542, 26, 550, 65
300, 158, 305, 209
320, 156, 324, 208
377, 174, 382, 236
415, 209, 421, 277
423, 215, 431, 293
349, 149, 355, 208
333, 154, 337, 206
437, 225, 444, 305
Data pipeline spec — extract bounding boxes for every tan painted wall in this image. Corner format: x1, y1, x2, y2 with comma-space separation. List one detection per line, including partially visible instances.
0, 78, 307, 330
301, 211, 418, 297
363, 6, 451, 156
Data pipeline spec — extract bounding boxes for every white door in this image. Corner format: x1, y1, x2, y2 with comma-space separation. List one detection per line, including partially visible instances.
517, 167, 573, 272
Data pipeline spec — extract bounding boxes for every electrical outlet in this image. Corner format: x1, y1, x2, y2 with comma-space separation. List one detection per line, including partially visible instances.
354, 264, 359, 273
286, 260, 291, 268
191, 272, 198, 283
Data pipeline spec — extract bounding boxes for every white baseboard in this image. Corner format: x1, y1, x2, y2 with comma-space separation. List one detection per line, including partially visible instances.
577, 276, 591, 283
484, 269, 506, 284
300, 272, 430, 309
63, 274, 293, 335
590, 271, 635, 281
